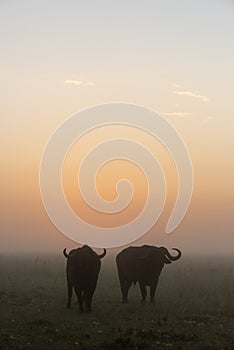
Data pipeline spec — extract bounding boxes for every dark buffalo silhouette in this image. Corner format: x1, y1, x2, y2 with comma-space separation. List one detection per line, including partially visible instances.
63, 245, 106, 312
116, 245, 182, 304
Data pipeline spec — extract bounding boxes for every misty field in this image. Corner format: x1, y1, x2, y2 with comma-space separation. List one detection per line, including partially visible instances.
0, 254, 233, 350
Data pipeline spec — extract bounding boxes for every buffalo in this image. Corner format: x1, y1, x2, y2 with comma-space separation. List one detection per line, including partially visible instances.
63, 245, 106, 312
116, 245, 182, 303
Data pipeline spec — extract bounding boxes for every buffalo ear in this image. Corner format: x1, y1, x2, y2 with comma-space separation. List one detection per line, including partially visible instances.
164, 256, 172, 264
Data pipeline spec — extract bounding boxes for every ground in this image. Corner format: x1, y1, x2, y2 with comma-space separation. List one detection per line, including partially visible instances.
0, 254, 233, 350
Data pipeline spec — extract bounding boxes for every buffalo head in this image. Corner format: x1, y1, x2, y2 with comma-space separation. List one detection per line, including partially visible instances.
63, 245, 106, 260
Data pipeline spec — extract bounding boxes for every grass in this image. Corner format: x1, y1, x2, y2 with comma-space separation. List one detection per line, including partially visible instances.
0, 254, 233, 349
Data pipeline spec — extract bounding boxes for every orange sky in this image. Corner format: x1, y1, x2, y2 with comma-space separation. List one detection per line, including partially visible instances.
1, 1, 234, 254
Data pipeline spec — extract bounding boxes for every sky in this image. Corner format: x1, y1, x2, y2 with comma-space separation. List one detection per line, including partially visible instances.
1, 0, 234, 254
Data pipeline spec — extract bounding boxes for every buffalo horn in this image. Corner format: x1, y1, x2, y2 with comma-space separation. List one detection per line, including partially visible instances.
165, 248, 182, 261
98, 248, 106, 259
63, 248, 69, 259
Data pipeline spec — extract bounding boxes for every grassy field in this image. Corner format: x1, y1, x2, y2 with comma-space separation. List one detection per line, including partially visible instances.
0, 253, 233, 350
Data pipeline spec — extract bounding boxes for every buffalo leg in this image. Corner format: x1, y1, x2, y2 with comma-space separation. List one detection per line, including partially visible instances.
84, 279, 98, 312
84, 293, 92, 313
139, 281, 147, 303
66, 281, 73, 308
84, 290, 94, 313
150, 278, 159, 303
120, 279, 132, 303
74, 284, 84, 312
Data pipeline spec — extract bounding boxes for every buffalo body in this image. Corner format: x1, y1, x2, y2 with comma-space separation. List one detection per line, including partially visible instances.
63, 245, 106, 312
116, 245, 181, 303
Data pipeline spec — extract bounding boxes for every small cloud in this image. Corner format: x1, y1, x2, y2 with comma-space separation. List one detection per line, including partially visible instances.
203, 116, 213, 123
164, 112, 192, 117
172, 83, 184, 89
64, 79, 95, 87
174, 90, 209, 102
84, 81, 95, 86
64, 79, 83, 86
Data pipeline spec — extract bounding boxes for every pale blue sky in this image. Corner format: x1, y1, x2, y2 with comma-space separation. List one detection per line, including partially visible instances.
1, 0, 233, 160
1, 0, 233, 91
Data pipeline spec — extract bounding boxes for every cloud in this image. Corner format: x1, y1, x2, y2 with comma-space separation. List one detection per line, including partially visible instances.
203, 116, 213, 123
84, 81, 95, 86
174, 90, 209, 102
164, 112, 192, 117
64, 79, 83, 86
64, 80, 95, 87
172, 83, 184, 89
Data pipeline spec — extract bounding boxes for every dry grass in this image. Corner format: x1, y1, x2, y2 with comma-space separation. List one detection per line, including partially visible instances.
0, 254, 233, 349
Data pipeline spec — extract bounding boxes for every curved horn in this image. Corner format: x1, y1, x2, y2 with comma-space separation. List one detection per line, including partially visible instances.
63, 248, 69, 259
98, 248, 106, 259
164, 248, 182, 261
